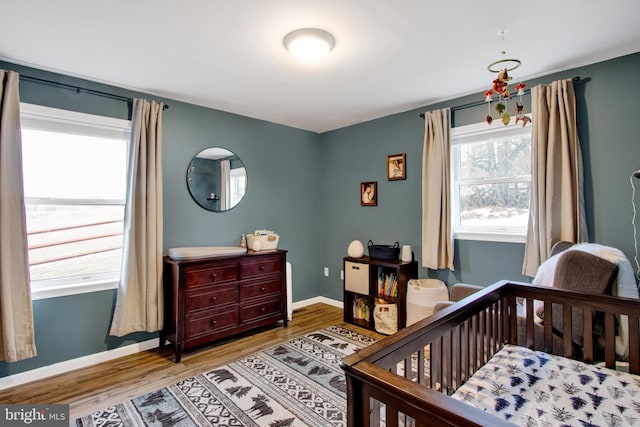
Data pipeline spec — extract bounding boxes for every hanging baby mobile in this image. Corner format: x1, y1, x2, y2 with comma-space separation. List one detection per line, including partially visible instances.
483, 33, 531, 127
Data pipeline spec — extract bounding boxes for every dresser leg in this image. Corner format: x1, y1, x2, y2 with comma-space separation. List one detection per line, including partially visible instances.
174, 344, 183, 363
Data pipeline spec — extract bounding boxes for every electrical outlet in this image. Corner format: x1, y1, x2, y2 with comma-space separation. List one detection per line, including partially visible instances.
340, 270, 344, 280
323, 267, 329, 277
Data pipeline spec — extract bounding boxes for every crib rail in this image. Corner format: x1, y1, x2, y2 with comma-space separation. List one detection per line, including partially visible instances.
340, 280, 640, 427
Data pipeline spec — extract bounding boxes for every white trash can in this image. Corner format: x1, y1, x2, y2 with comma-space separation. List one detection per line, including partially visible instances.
406, 279, 448, 326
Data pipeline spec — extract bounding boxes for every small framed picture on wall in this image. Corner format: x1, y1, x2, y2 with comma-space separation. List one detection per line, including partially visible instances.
387, 153, 406, 180
360, 181, 377, 206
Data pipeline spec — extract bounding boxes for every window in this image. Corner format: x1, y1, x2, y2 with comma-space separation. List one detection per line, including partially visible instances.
229, 167, 246, 207
20, 103, 131, 299
451, 119, 532, 242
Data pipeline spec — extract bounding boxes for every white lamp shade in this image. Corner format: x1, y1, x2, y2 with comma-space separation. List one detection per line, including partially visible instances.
284, 28, 335, 64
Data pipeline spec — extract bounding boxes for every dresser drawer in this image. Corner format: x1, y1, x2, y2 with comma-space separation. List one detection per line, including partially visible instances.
185, 263, 238, 288
240, 256, 283, 279
240, 277, 282, 301
240, 297, 282, 323
186, 307, 238, 338
186, 286, 238, 311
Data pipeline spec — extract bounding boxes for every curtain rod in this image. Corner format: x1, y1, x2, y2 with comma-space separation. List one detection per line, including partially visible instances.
419, 76, 581, 118
19, 74, 170, 110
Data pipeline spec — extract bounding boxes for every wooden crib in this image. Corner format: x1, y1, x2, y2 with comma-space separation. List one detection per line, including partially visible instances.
340, 280, 640, 426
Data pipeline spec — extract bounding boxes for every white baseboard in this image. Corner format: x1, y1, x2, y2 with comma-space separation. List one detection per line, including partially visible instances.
0, 297, 344, 390
0, 339, 158, 390
292, 296, 343, 310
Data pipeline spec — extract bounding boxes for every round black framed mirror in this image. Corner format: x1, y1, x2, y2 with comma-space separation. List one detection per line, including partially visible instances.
186, 147, 247, 212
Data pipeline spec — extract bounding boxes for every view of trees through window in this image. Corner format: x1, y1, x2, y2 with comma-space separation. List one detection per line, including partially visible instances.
454, 132, 531, 230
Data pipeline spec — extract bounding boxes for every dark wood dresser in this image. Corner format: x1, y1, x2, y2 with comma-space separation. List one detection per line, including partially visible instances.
161, 249, 287, 362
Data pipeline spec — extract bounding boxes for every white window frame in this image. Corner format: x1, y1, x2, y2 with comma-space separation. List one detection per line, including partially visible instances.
20, 103, 131, 300
229, 166, 246, 208
451, 117, 532, 243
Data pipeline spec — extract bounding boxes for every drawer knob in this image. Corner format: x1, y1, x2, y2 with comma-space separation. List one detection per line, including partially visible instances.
259, 266, 265, 271
210, 296, 217, 302
210, 273, 217, 280
259, 287, 265, 292
260, 307, 266, 313
211, 320, 217, 325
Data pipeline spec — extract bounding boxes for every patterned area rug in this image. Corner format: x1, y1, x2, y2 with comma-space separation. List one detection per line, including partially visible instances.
76, 325, 377, 426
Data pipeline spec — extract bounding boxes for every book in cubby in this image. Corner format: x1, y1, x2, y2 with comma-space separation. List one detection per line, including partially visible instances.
377, 269, 398, 298
352, 296, 371, 323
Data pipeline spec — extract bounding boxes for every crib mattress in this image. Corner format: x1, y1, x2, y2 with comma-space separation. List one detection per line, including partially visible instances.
452, 344, 640, 426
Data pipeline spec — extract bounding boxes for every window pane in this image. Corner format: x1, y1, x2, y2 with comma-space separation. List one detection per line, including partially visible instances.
26, 204, 124, 281
21, 108, 129, 288
459, 136, 530, 180
21, 129, 126, 200
458, 182, 530, 227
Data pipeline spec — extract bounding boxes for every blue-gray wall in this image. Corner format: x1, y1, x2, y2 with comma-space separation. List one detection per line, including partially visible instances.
1, 51, 639, 378
0, 60, 322, 377
319, 52, 640, 301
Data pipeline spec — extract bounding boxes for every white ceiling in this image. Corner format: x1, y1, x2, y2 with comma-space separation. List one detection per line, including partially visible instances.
2, 1, 640, 133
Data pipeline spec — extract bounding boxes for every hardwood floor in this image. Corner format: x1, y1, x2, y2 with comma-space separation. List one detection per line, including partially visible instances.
0, 303, 381, 420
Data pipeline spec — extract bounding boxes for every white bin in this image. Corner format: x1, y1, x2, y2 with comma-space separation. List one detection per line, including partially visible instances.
373, 300, 398, 335
406, 279, 448, 326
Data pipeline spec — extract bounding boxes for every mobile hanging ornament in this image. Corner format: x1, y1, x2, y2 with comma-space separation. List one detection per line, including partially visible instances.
514, 83, 531, 127
484, 49, 531, 127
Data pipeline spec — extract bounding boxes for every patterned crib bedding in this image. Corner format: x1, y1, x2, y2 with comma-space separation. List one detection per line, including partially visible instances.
451, 344, 640, 426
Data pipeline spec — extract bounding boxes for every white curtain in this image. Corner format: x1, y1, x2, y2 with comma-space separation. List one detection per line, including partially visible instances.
522, 79, 587, 277
0, 70, 37, 362
220, 159, 230, 211
421, 108, 454, 270
110, 99, 164, 336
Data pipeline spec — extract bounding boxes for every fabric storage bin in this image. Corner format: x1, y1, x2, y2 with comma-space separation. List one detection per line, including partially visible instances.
373, 299, 397, 335
367, 240, 400, 260
345, 261, 369, 294
247, 234, 279, 251
406, 279, 448, 326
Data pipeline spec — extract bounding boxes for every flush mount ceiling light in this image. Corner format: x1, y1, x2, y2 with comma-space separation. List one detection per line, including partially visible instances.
283, 28, 335, 64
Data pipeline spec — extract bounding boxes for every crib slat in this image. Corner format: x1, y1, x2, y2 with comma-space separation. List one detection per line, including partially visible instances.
605, 313, 616, 369
630, 316, 639, 375
469, 316, 478, 375
454, 325, 461, 390
508, 294, 517, 344
543, 301, 553, 353
435, 336, 443, 389
362, 395, 371, 427
526, 298, 534, 348
582, 308, 594, 364
487, 307, 494, 358
417, 347, 425, 384
445, 330, 453, 393
563, 305, 572, 357
478, 310, 485, 365
493, 302, 499, 353
403, 355, 410, 381
495, 300, 500, 349
386, 405, 399, 427
462, 319, 470, 383
496, 299, 506, 351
